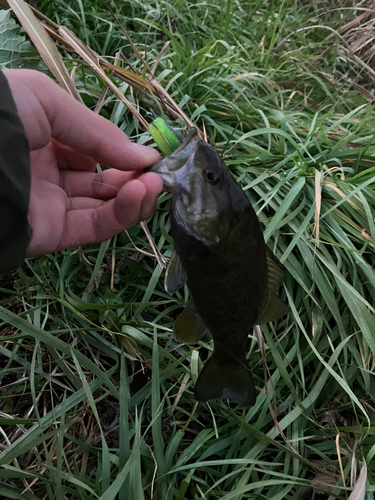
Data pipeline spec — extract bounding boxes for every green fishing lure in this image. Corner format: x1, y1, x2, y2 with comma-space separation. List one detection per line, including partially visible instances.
149, 117, 181, 156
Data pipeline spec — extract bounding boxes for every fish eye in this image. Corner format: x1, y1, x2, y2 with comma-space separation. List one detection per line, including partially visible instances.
203, 170, 220, 185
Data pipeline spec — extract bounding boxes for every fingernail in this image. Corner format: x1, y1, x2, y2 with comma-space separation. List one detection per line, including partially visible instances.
131, 144, 161, 164
141, 198, 157, 221
151, 172, 164, 193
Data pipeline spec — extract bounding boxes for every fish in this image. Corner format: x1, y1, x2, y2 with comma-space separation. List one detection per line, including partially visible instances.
149, 129, 289, 406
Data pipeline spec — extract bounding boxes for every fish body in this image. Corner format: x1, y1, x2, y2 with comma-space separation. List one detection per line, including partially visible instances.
150, 129, 288, 406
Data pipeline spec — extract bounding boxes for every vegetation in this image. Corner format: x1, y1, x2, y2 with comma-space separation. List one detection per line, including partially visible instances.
0, 0, 374, 498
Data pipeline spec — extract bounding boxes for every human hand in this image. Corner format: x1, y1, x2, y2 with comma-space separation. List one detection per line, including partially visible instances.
4, 69, 162, 257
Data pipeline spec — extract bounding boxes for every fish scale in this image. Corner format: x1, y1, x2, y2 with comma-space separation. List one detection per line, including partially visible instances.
171, 206, 266, 339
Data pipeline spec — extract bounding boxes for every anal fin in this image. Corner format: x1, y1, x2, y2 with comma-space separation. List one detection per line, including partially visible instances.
174, 300, 208, 344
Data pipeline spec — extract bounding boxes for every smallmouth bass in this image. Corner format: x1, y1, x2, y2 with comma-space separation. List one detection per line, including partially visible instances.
149, 129, 288, 406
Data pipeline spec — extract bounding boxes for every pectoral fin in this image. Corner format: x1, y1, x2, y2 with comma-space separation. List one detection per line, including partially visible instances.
174, 300, 208, 344
256, 249, 289, 324
164, 250, 187, 294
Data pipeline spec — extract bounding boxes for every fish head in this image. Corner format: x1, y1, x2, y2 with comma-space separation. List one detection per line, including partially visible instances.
149, 129, 248, 244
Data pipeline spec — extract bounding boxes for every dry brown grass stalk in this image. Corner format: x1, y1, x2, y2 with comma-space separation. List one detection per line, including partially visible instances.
7, 0, 81, 100
13, 1, 203, 134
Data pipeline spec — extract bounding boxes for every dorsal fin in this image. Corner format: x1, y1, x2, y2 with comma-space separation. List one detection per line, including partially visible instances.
256, 249, 289, 324
164, 250, 187, 295
174, 300, 208, 344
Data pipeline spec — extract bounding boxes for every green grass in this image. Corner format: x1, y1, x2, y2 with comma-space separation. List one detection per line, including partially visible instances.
1, 0, 375, 498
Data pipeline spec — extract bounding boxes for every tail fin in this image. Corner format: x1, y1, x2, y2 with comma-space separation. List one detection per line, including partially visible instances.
194, 353, 256, 407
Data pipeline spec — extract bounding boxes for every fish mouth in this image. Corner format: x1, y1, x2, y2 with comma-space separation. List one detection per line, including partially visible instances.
147, 128, 200, 190
165, 128, 198, 158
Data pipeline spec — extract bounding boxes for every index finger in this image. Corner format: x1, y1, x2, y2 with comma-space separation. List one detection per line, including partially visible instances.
5, 69, 161, 170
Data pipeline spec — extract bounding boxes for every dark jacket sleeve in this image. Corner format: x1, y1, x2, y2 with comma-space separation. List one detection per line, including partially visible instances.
0, 71, 31, 274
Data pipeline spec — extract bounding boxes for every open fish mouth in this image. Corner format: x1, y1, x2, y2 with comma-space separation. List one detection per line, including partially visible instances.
147, 128, 201, 190
166, 128, 198, 158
